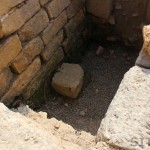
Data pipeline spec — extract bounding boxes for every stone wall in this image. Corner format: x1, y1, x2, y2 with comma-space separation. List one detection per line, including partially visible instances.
0, 0, 86, 105
87, 0, 150, 48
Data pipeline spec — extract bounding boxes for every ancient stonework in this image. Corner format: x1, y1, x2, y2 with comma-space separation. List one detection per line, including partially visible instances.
0, 0, 86, 103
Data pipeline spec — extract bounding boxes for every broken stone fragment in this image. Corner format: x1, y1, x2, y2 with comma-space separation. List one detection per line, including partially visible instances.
51, 63, 84, 98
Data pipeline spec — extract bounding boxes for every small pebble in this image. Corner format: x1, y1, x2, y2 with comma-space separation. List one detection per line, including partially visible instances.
79, 111, 86, 117
64, 103, 69, 107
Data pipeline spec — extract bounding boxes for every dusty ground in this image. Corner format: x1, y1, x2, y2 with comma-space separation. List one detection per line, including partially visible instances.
38, 42, 139, 136
24, 41, 139, 149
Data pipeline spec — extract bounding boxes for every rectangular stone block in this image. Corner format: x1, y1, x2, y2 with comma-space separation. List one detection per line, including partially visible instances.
11, 37, 44, 73
41, 11, 67, 45
0, 0, 40, 37
22, 47, 64, 100
65, 9, 84, 37
0, 68, 13, 98
1, 57, 41, 103
0, 34, 22, 72
66, 0, 83, 19
0, 0, 24, 16
87, 0, 113, 19
18, 9, 49, 42
41, 30, 63, 61
45, 0, 70, 18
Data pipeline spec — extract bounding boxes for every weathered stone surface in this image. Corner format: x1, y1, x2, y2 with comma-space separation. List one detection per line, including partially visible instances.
65, 10, 84, 37
0, 0, 24, 16
142, 25, 150, 56
41, 30, 63, 61
40, 0, 49, 6
66, 0, 83, 19
136, 48, 150, 69
87, 0, 113, 19
18, 9, 49, 42
51, 63, 84, 98
1, 57, 41, 103
41, 11, 67, 45
11, 37, 44, 73
0, 34, 22, 71
97, 66, 150, 150
0, 0, 40, 37
0, 103, 62, 150
22, 48, 64, 99
45, 0, 70, 18
0, 68, 13, 98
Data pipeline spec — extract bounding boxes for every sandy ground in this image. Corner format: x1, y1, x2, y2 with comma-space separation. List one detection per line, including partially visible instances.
39, 42, 139, 137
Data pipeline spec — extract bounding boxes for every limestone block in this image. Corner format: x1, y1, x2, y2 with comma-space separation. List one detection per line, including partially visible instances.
0, 0, 24, 16
22, 48, 64, 99
41, 11, 67, 45
0, 34, 22, 71
0, 0, 40, 37
18, 9, 49, 42
51, 63, 84, 98
41, 30, 63, 61
97, 66, 150, 150
0, 103, 62, 150
11, 37, 44, 73
1, 57, 41, 104
45, 0, 70, 18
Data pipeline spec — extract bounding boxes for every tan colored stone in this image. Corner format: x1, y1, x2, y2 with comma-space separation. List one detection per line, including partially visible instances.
40, 0, 49, 6
0, 0, 24, 16
87, 0, 113, 19
143, 25, 150, 56
51, 63, 84, 98
41, 11, 67, 45
1, 57, 41, 103
11, 37, 44, 74
0, 34, 22, 72
0, 0, 40, 36
0, 68, 13, 98
22, 48, 64, 99
18, 9, 49, 42
45, 0, 70, 18
66, 0, 83, 19
41, 30, 63, 61
65, 10, 84, 37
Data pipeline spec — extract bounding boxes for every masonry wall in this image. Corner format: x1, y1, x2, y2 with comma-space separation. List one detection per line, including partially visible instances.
0, 0, 86, 105
87, 0, 150, 48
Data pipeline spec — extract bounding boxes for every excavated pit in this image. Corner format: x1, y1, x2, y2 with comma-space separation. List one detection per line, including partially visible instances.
28, 40, 139, 136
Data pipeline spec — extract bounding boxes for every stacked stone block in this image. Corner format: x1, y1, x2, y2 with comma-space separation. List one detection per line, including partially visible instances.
0, 0, 86, 104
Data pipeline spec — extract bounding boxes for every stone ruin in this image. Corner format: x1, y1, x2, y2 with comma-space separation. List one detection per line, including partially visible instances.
1, 0, 150, 149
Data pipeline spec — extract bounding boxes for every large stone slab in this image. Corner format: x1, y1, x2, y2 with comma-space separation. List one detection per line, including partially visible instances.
51, 63, 84, 98
0, 103, 62, 150
97, 66, 150, 150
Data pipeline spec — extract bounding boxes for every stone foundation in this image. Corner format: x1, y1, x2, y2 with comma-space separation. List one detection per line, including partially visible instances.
0, 0, 86, 104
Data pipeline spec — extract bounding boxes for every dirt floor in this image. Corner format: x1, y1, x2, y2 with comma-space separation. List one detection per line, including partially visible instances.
36, 41, 139, 136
